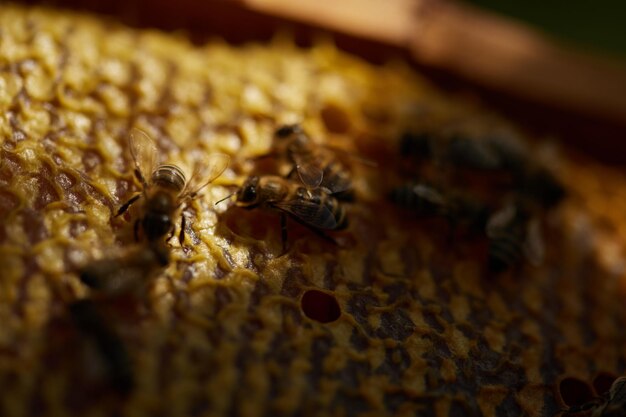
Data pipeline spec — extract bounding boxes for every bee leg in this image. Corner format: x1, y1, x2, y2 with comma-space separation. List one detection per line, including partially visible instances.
115, 194, 141, 218
178, 213, 186, 246
281, 213, 288, 254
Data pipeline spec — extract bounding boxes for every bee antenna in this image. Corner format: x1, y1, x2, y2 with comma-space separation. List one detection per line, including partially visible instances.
215, 192, 236, 206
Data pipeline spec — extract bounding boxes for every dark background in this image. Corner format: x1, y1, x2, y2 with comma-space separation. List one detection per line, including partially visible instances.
465, 0, 626, 59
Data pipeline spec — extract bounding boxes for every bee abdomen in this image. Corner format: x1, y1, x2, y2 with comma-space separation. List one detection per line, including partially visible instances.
152, 165, 186, 192
488, 233, 523, 273
322, 161, 353, 200
312, 196, 346, 230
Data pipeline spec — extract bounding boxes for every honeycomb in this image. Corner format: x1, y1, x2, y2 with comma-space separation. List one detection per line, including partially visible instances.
1, 4, 626, 417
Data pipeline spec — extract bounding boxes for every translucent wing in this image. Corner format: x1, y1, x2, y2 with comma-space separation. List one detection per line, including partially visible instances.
523, 218, 545, 266
273, 199, 337, 230
129, 128, 157, 188
293, 152, 324, 189
182, 153, 230, 199
319, 145, 376, 194
412, 184, 447, 207
445, 136, 501, 170
321, 169, 352, 195
486, 203, 516, 237
287, 155, 350, 195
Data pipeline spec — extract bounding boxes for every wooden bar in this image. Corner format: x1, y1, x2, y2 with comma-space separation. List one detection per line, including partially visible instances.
242, 0, 626, 123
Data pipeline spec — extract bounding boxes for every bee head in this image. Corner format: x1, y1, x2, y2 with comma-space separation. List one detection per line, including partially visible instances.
236, 176, 260, 207
274, 124, 302, 139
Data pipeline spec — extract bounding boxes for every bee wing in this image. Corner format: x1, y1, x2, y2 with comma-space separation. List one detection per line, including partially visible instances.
445, 136, 501, 169
319, 145, 375, 194
181, 153, 230, 199
324, 172, 352, 195
523, 218, 545, 266
273, 199, 337, 230
129, 128, 157, 188
293, 153, 324, 189
412, 184, 446, 207
486, 203, 516, 237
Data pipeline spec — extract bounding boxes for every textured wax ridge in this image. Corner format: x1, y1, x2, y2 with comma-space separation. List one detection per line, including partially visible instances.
0, 5, 626, 417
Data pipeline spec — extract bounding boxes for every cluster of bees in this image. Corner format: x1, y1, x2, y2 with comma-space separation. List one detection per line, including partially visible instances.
561, 376, 626, 417
67, 123, 358, 393
66, 120, 567, 394
390, 127, 565, 273
216, 123, 356, 251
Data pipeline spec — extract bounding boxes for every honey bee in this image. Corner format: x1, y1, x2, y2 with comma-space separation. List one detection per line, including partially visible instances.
78, 243, 169, 296
390, 182, 490, 235
400, 130, 501, 171
68, 299, 134, 395
219, 175, 348, 252
399, 129, 566, 208
116, 128, 230, 244
562, 377, 626, 417
390, 182, 447, 217
398, 131, 435, 163
517, 165, 566, 209
486, 201, 545, 273
268, 124, 360, 200
444, 134, 503, 171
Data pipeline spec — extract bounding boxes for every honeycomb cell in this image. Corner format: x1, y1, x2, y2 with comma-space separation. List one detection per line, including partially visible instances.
301, 289, 341, 323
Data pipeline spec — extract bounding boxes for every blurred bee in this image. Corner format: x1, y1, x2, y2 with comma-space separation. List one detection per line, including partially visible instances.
78, 243, 169, 296
561, 377, 626, 417
516, 165, 566, 209
399, 130, 566, 208
398, 131, 435, 163
68, 299, 134, 395
485, 132, 565, 207
116, 128, 230, 244
399, 131, 501, 171
390, 182, 448, 218
267, 124, 364, 200
444, 134, 503, 170
218, 175, 347, 252
390, 182, 490, 235
486, 201, 545, 273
